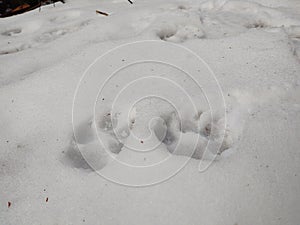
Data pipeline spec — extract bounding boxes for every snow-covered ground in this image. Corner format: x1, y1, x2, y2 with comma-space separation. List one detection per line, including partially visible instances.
1, 0, 300, 224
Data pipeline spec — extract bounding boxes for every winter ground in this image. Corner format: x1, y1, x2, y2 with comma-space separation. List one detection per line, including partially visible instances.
1, 0, 300, 224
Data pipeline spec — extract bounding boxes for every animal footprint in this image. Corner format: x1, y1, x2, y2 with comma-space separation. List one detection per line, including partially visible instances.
1, 28, 22, 36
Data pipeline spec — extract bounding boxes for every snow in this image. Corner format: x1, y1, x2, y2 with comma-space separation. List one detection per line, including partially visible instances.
1, 0, 300, 224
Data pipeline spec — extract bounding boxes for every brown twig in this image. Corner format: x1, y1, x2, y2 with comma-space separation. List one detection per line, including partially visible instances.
96, 10, 109, 16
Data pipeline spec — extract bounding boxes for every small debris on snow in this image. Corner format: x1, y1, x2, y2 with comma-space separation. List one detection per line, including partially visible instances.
96, 10, 109, 16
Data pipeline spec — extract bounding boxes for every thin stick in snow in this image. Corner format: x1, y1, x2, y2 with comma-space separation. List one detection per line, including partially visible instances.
96, 10, 109, 16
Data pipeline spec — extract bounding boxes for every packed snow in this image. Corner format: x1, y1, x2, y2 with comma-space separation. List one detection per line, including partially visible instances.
1, 0, 300, 224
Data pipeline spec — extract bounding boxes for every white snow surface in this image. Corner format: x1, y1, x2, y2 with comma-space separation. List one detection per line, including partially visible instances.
1, 0, 300, 224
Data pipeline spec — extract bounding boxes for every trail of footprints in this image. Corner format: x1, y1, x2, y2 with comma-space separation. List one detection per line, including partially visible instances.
64, 109, 234, 171
0, 10, 88, 55
1, 1, 300, 55
154, 1, 300, 44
